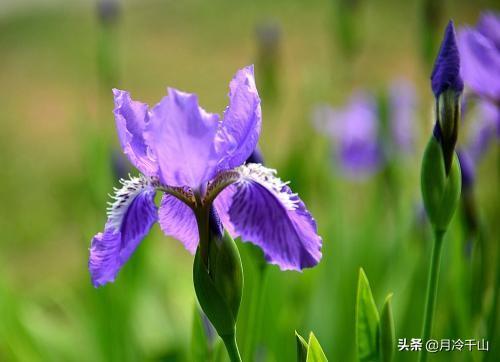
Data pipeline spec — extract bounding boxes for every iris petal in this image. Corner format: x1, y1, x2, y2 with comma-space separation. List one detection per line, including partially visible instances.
225, 164, 322, 270
158, 194, 199, 254
89, 176, 157, 287
113, 89, 158, 176
144, 89, 220, 188
216, 65, 262, 172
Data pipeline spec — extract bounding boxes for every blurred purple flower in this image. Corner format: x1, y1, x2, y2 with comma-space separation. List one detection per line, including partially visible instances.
458, 12, 500, 103
314, 92, 382, 179
89, 66, 322, 287
97, 0, 120, 25
314, 83, 417, 179
457, 150, 475, 190
389, 80, 417, 153
464, 100, 499, 161
431, 20, 464, 97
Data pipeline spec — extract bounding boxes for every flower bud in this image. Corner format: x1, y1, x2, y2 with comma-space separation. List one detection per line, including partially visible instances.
431, 20, 463, 175
193, 209, 243, 338
421, 136, 461, 232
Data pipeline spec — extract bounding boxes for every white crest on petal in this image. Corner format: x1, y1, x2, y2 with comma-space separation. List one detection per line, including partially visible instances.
106, 174, 155, 232
235, 163, 299, 211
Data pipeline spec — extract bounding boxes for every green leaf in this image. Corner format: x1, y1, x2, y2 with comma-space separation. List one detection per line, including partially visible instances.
295, 331, 308, 362
379, 294, 395, 362
356, 268, 380, 362
306, 332, 328, 362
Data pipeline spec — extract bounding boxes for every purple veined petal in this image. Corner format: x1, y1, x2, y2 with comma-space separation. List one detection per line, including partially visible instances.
113, 89, 158, 177
389, 79, 417, 153
144, 89, 221, 188
226, 163, 322, 270
457, 26, 500, 101
89, 175, 157, 287
215, 65, 262, 172
213, 184, 239, 238
158, 193, 199, 254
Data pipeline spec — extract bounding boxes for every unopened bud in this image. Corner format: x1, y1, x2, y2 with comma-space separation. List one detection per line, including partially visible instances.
193, 209, 243, 338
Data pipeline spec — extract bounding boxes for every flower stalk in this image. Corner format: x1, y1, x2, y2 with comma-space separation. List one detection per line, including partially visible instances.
419, 230, 444, 362
419, 20, 463, 362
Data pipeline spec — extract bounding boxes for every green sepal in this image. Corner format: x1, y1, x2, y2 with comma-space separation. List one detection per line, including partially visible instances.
378, 294, 395, 362
296, 331, 309, 362
436, 90, 460, 174
421, 136, 462, 232
306, 332, 328, 362
193, 231, 243, 338
356, 268, 380, 362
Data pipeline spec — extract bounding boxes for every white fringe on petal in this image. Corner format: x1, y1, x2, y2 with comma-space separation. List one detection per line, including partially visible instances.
235, 163, 299, 211
106, 174, 154, 231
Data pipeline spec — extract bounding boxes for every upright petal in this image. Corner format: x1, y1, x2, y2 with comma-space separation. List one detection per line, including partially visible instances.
158, 194, 199, 254
223, 163, 322, 270
431, 20, 464, 97
216, 65, 262, 171
113, 89, 158, 176
89, 175, 157, 287
144, 89, 220, 188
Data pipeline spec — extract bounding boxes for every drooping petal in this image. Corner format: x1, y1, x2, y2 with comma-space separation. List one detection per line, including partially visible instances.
223, 163, 322, 270
431, 20, 464, 97
216, 65, 262, 171
158, 193, 199, 254
144, 89, 220, 188
113, 89, 158, 176
213, 184, 238, 238
89, 175, 157, 287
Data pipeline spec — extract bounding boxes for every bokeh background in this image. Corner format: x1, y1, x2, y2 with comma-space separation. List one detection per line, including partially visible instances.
0, 0, 498, 361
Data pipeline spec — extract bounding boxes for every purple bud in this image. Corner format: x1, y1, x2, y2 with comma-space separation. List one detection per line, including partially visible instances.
97, 0, 120, 25
431, 20, 464, 97
208, 206, 223, 239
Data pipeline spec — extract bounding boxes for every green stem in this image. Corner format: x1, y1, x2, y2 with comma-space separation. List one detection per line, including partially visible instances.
221, 334, 242, 362
419, 229, 445, 362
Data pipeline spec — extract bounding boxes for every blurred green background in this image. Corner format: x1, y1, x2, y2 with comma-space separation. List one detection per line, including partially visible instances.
0, 0, 498, 361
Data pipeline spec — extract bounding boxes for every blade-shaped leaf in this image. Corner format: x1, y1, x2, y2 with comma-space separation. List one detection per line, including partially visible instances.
356, 268, 380, 362
306, 332, 328, 362
379, 294, 395, 362
296, 331, 309, 362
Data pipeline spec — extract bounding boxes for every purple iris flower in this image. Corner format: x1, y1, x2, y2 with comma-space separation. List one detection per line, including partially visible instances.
89, 66, 322, 287
458, 12, 500, 104
313, 92, 382, 179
